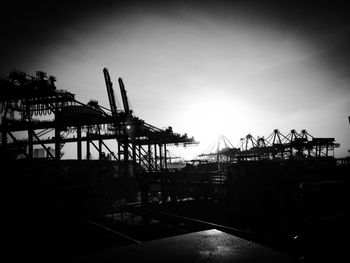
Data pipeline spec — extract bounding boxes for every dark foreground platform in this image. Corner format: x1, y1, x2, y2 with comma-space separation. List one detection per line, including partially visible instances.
71, 229, 293, 262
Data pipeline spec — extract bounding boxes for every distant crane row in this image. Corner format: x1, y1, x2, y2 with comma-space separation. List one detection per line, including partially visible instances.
199, 129, 338, 162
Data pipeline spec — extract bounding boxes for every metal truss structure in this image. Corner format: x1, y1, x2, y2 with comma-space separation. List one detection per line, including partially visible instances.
199, 129, 339, 162
0, 69, 197, 177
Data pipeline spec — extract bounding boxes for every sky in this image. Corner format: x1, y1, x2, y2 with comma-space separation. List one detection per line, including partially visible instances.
1, 0, 350, 159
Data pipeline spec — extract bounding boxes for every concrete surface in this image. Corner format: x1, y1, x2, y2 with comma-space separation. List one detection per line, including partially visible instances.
73, 229, 293, 262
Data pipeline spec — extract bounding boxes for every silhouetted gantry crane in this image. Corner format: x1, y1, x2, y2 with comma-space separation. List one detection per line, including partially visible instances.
215, 129, 339, 161
197, 129, 339, 163
0, 68, 197, 177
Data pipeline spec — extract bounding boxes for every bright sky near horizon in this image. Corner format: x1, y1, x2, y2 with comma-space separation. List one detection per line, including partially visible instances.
1, 1, 350, 159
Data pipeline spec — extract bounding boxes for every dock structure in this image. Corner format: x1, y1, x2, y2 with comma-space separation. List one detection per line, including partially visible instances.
1, 69, 349, 262
0, 69, 196, 171
0, 68, 199, 218
198, 130, 339, 163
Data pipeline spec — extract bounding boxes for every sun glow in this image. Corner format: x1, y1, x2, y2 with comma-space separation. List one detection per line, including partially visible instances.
181, 92, 258, 152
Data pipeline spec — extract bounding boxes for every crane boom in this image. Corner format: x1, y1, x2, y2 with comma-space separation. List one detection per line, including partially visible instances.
118, 77, 131, 116
103, 68, 118, 117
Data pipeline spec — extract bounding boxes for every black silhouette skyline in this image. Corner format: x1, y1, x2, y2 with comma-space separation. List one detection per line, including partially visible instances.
1, 0, 350, 159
